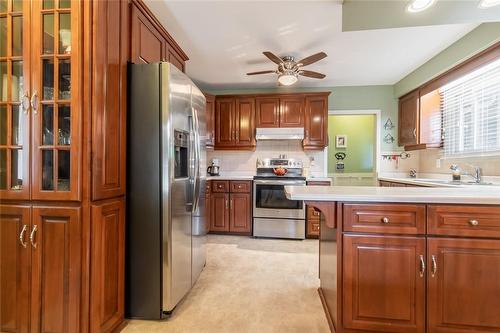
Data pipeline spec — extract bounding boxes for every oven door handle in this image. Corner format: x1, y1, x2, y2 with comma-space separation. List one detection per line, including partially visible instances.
254, 180, 306, 186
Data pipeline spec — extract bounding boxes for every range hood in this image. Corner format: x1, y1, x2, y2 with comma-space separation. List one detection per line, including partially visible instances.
255, 127, 304, 140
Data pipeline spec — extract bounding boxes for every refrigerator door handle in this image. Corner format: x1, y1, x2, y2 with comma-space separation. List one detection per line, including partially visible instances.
192, 107, 201, 212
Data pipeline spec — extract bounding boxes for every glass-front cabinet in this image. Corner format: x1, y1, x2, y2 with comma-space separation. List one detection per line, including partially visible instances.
0, 0, 80, 201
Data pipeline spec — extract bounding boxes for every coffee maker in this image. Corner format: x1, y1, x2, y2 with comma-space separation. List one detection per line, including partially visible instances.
207, 158, 220, 176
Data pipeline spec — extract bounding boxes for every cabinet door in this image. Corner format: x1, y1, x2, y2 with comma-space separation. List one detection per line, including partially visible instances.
279, 96, 304, 127
255, 97, 280, 128
234, 98, 255, 147
303, 95, 328, 149
204, 94, 215, 148
0, 0, 30, 200
427, 238, 500, 333
229, 193, 251, 233
0, 205, 30, 333
343, 235, 426, 333
398, 90, 419, 146
165, 45, 185, 72
214, 98, 235, 148
31, 0, 81, 200
130, 4, 165, 63
30, 206, 81, 333
90, 199, 125, 333
91, 0, 128, 200
210, 193, 229, 232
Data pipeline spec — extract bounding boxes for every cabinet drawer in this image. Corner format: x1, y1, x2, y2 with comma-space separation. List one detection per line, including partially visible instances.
428, 205, 500, 238
343, 203, 426, 235
230, 181, 251, 193
307, 206, 321, 219
212, 180, 229, 193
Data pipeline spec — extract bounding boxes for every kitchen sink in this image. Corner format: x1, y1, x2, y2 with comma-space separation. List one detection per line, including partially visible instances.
412, 178, 494, 186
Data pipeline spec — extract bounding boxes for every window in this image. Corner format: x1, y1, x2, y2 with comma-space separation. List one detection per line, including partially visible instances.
440, 58, 500, 157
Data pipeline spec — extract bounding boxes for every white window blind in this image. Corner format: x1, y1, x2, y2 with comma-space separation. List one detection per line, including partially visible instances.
439, 57, 500, 157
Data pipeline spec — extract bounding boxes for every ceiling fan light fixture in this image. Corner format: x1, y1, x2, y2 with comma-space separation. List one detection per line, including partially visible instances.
278, 72, 298, 86
478, 0, 500, 8
406, 0, 436, 12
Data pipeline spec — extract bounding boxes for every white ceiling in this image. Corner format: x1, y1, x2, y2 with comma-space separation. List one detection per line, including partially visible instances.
145, 1, 478, 90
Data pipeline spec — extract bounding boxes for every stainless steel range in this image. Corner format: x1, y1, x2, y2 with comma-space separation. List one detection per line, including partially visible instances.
253, 158, 306, 239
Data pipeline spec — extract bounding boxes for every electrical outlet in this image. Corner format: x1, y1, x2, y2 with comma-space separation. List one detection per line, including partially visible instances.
436, 159, 441, 169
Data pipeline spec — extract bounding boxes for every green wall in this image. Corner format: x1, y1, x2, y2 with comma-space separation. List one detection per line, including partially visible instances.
327, 115, 375, 174
394, 22, 500, 97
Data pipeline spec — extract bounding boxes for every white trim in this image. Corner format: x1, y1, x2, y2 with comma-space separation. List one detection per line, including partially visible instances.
327, 109, 382, 176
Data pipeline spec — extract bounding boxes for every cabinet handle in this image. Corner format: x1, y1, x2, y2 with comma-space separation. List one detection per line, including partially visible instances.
225, 199, 228, 209
21, 92, 30, 114
305, 129, 309, 139
19, 224, 28, 248
238, 185, 242, 189
431, 255, 437, 277
413, 128, 417, 138
230, 199, 233, 210
469, 219, 479, 226
30, 90, 39, 114
30, 225, 38, 248
419, 255, 425, 278
382, 217, 390, 224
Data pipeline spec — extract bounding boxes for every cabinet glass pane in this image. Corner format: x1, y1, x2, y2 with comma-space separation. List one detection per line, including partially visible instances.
0, 149, 6, 189
43, 14, 54, 54
42, 105, 54, 145
43, 0, 54, 10
0, 0, 6, 13
58, 105, 70, 145
11, 61, 23, 102
59, 13, 71, 54
59, 0, 70, 9
12, 16, 22, 56
0, 61, 6, 101
42, 149, 54, 190
57, 150, 69, 191
58, 60, 70, 99
42, 59, 54, 100
0, 105, 6, 145
12, 0, 22, 12
11, 105, 22, 145
0, 17, 6, 57
11, 149, 22, 189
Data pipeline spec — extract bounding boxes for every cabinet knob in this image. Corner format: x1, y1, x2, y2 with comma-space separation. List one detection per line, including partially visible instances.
469, 219, 479, 226
382, 217, 390, 224
238, 185, 242, 188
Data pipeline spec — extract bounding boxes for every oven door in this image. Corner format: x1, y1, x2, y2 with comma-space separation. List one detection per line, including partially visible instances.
253, 179, 306, 219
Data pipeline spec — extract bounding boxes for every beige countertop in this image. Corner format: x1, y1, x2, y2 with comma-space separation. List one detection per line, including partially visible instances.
284, 185, 500, 205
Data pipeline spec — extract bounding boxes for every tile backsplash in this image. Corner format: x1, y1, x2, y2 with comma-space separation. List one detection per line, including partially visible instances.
207, 141, 326, 176
418, 149, 500, 176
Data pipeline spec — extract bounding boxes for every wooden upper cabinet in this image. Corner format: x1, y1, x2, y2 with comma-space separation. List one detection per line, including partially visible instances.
255, 97, 280, 128
130, 4, 164, 64
427, 238, 500, 333
215, 98, 235, 148
304, 94, 328, 150
343, 235, 426, 333
280, 96, 304, 127
235, 97, 255, 147
92, 0, 128, 201
204, 93, 215, 148
0, 205, 30, 333
398, 90, 419, 147
31, 0, 81, 201
90, 198, 125, 333
165, 44, 185, 72
30, 206, 82, 333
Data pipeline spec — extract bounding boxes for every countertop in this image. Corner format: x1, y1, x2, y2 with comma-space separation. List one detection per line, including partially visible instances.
284, 185, 500, 205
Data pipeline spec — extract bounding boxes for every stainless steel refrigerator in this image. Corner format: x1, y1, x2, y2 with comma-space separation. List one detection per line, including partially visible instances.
126, 62, 207, 319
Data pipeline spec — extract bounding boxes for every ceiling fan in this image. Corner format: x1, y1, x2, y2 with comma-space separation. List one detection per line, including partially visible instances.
247, 51, 327, 86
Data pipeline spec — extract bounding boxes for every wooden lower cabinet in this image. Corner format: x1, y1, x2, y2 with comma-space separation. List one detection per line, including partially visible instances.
0, 205, 31, 333
427, 238, 500, 333
90, 199, 125, 333
210, 193, 230, 232
229, 193, 251, 233
343, 234, 426, 333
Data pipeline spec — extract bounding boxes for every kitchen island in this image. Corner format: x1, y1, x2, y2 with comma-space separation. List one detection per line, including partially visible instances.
285, 185, 500, 333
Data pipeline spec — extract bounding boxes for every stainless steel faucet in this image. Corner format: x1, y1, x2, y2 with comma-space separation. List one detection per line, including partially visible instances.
470, 165, 483, 184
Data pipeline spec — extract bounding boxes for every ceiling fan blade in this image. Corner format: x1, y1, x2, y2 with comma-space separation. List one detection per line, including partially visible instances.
297, 52, 327, 66
299, 70, 326, 79
246, 70, 276, 76
263, 51, 283, 65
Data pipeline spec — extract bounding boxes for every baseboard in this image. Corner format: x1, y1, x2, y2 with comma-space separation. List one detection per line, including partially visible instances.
111, 319, 129, 333
318, 287, 336, 333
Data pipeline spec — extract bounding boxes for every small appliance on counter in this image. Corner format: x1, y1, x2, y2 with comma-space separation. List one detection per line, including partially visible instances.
207, 158, 220, 176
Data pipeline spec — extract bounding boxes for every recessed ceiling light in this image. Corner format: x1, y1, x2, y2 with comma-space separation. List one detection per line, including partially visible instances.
407, 0, 436, 13
478, 0, 500, 8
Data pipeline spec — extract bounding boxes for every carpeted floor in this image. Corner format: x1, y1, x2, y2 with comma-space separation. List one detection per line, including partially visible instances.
123, 234, 330, 333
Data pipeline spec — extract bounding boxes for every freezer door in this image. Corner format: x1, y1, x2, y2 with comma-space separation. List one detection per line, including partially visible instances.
162, 63, 193, 312
191, 85, 207, 285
